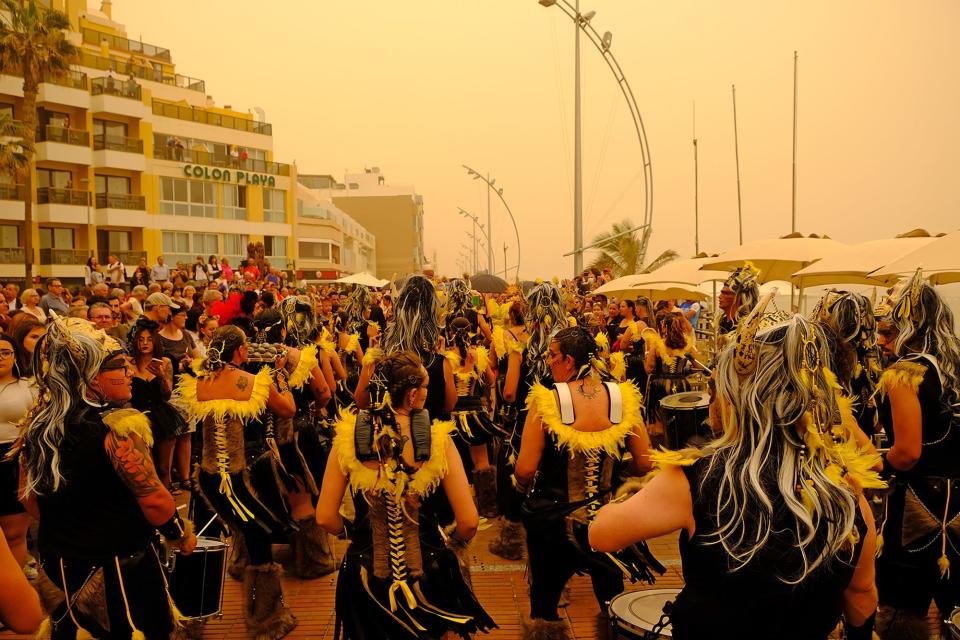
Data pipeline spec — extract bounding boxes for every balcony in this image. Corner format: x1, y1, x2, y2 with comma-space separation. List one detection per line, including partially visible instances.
35, 125, 93, 165
79, 51, 204, 92
91, 76, 142, 101
152, 145, 291, 176
0, 184, 26, 201
39, 248, 87, 265
81, 28, 172, 62
152, 100, 272, 135
110, 250, 147, 266
0, 247, 25, 263
93, 134, 146, 171
36, 187, 90, 224
0, 184, 25, 221
95, 193, 145, 210
37, 70, 89, 108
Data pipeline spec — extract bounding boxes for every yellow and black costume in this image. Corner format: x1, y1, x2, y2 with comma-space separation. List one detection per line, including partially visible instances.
332, 408, 496, 639
447, 347, 501, 445
644, 332, 695, 423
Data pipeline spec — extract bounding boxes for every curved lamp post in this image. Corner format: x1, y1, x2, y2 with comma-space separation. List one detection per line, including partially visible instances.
458, 207, 493, 274
537, 0, 654, 275
462, 164, 521, 281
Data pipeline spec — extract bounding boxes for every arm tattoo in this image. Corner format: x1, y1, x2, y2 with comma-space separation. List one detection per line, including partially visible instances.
105, 432, 164, 498
236, 375, 249, 391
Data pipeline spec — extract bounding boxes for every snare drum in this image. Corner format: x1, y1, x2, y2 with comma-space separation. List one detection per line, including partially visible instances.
169, 537, 227, 619
946, 607, 960, 639
659, 391, 711, 449
609, 588, 680, 639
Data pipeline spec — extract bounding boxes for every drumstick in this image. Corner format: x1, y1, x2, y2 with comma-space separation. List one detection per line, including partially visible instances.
685, 352, 712, 375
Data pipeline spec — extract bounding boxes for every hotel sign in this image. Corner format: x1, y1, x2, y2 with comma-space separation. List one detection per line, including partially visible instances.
182, 164, 276, 187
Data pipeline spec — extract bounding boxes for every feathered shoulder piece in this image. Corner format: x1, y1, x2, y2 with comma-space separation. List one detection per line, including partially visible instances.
101, 408, 154, 448
645, 332, 694, 364
344, 332, 361, 356
525, 381, 643, 458
876, 359, 927, 397
492, 327, 525, 362
175, 367, 272, 423
333, 408, 453, 498
649, 447, 703, 468
318, 327, 338, 355
287, 345, 317, 390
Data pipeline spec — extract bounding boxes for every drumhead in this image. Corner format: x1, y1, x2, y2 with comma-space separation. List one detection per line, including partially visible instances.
660, 392, 709, 410
949, 608, 960, 639
609, 588, 681, 638
190, 536, 228, 553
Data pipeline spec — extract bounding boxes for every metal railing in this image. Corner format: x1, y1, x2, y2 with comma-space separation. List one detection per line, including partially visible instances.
81, 28, 172, 62
79, 51, 205, 93
37, 187, 90, 206
39, 248, 87, 265
107, 250, 147, 266
152, 144, 290, 176
152, 100, 272, 135
40, 69, 88, 90
93, 134, 144, 154
95, 193, 145, 210
0, 248, 24, 263
38, 125, 90, 147
0, 184, 25, 201
90, 76, 142, 100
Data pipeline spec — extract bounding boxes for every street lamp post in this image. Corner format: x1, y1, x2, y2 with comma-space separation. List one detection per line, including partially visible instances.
536, 0, 653, 277
462, 165, 521, 281
458, 207, 492, 274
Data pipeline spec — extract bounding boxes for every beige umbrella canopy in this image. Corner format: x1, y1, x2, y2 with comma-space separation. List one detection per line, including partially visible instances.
792, 235, 936, 287
336, 272, 389, 288
871, 229, 960, 285
631, 256, 728, 286
593, 278, 707, 302
701, 233, 848, 284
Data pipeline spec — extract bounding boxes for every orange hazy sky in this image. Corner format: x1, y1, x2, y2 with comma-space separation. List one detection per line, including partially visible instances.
111, 0, 960, 279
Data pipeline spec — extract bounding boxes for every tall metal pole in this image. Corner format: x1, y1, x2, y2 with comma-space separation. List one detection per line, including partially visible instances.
791, 51, 798, 234
486, 174, 493, 272
573, 0, 583, 275
693, 101, 699, 255
503, 243, 508, 280
472, 219, 478, 273
732, 84, 743, 245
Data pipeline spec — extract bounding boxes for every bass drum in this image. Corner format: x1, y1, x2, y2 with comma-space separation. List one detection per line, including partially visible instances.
609, 588, 680, 639
169, 537, 227, 619
659, 391, 711, 450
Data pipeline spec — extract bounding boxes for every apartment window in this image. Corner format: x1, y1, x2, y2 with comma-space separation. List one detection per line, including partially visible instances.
222, 233, 248, 259
222, 185, 247, 220
162, 231, 217, 265
39, 227, 75, 249
0, 104, 13, 118
262, 188, 285, 222
36, 169, 73, 189
162, 231, 189, 255
264, 235, 287, 259
95, 175, 130, 195
107, 230, 131, 252
0, 225, 19, 247
193, 233, 218, 256
93, 119, 127, 137
159, 177, 215, 218
298, 241, 340, 262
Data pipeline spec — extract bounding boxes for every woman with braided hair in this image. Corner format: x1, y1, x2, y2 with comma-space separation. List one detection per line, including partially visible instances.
316, 350, 495, 639
175, 325, 299, 639
590, 301, 881, 640
872, 271, 960, 638
514, 326, 653, 639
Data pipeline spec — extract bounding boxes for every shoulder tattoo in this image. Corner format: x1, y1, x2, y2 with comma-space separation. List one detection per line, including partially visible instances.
105, 432, 164, 498
236, 374, 249, 391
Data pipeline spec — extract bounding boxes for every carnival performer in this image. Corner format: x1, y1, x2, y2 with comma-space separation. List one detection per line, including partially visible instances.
176, 325, 299, 639
18, 316, 197, 639
488, 282, 567, 560
338, 287, 378, 401
714, 263, 761, 345
872, 270, 960, 638
279, 294, 341, 408
316, 350, 496, 639
446, 315, 500, 518
514, 326, 655, 639
643, 311, 697, 442
251, 309, 337, 579
610, 296, 654, 391
590, 299, 883, 640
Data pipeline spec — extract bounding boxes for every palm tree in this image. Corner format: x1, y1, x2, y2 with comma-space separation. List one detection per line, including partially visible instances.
0, 112, 29, 176
587, 218, 679, 277
0, 0, 79, 286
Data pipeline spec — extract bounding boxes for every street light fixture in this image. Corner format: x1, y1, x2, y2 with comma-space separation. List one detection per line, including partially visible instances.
536, 0, 653, 276
461, 164, 521, 281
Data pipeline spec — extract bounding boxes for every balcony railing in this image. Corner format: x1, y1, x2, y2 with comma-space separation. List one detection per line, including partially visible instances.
93, 134, 144, 154
0, 247, 24, 264
0, 184, 25, 201
152, 100, 272, 135
37, 187, 90, 206
81, 28, 172, 62
38, 125, 90, 147
79, 51, 205, 93
39, 248, 87, 265
107, 250, 147, 266
152, 145, 290, 176
95, 193, 145, 210
90, 77, 142, 101
40, 69, 88, 90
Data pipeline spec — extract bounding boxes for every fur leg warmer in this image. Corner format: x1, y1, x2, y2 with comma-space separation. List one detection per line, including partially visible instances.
290, 517, 338, 579
243, 563, 297, 640
488, 519, 525, 561
521, 615, 570, 640
228, 531, 250, 582
473, 467, 499, 519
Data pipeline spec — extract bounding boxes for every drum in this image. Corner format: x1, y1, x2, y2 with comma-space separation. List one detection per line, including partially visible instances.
659, 391, 711, 449
946, 608, 960, 639
609, 588, 680, 639
169, 537, 227, 619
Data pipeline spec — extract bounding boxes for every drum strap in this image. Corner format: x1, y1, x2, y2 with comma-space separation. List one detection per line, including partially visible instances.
554, 383, 575, 425
605, 382, 623, 423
